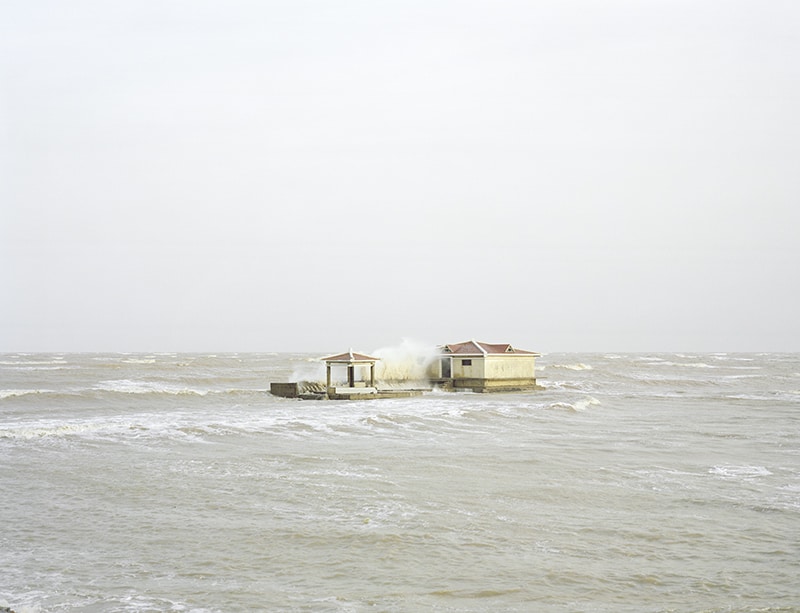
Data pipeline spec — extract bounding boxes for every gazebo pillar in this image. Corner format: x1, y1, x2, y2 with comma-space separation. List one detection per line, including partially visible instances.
320, 350, 381, 396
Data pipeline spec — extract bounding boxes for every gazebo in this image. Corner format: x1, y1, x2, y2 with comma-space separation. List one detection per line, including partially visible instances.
320, 349, 379, 392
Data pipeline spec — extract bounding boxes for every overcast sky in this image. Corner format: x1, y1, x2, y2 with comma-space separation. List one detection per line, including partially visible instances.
1, 0, 798, 353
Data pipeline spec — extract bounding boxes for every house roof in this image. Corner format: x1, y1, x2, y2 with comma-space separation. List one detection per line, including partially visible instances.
440, 340, 540, 357
321, 349, 380, 363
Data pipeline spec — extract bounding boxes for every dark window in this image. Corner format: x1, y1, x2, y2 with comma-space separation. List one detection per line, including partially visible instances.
462, 359, 472, 366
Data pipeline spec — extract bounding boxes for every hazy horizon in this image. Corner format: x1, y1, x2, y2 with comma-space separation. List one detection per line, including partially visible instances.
2, 1, 798, 354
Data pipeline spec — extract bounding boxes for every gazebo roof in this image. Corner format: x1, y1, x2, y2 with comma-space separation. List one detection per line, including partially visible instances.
321, 349, 380, 364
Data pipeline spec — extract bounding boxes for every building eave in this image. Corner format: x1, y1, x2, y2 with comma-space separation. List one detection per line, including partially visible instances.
320, 349, 380, 363
440, 340, 540, 357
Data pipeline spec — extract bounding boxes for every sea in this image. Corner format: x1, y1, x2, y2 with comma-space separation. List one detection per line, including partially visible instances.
1, 352, 799, 613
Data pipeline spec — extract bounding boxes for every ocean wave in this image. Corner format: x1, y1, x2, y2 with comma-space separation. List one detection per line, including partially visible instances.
548, 396, 601, 412
647, 361, 717, 369
544, 363, 593, 371
719, 374, 763, 380
0, 361, 77, 371
0, 389, 56, 399
1, 386, 261, 402
93, 380, 211, 396
1, 412, 265, 443
709, 465, 772, 479
710, 354, 756, 362
726, 391, 800, 403
90, 381, 267, 397
0, 422, 107, 440
620, 371, 717, 384
0, 359, 67, 366
538, 380, 596, 393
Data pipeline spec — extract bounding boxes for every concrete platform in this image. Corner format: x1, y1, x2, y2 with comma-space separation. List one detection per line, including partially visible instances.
327, 389, 424, 400
270, 381, 424, 400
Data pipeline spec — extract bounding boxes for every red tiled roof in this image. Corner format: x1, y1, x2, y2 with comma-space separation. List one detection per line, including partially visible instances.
321, 349, 380, 363
440, 340, 539, 356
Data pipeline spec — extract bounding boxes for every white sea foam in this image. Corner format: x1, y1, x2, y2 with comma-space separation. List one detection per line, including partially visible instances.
709, 465, 772, 479
0, 389, 55, 399
548, 396, 601, 412
0, 421, 107, 440
0, 359, 65, 366
649, 361, 716, 369
719, 374, 762, 380
545, 363, 593, 371
93, 380, 209, 395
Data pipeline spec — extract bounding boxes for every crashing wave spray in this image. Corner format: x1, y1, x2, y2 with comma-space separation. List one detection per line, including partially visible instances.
290, 359, 326, 385
371, 338, 439, 388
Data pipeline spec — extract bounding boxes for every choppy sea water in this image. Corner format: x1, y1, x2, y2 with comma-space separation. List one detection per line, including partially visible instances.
1, 352, 799, 613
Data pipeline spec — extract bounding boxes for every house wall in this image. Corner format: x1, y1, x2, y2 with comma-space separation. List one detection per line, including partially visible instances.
432, 354, 539, 392
436, 356, 536, 381
451, 356, 486, 379
483, 355, 536, 380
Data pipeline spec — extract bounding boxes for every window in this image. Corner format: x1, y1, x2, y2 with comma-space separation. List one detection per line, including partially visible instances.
462, 359, 472, 366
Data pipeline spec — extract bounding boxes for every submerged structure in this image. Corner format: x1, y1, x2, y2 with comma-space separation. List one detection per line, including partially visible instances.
270, 340, 542, 400
320, 350, 422, 399
270, 349, 423, 400
430, 340, 542, 392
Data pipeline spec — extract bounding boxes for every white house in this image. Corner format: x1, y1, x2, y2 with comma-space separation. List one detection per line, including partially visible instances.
431, 340, 541, 392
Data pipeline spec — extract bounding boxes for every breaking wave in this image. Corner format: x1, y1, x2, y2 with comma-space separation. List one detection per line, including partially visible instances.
1, 389, 56, 399
709, 465, 772, 479
93, 380, 212, 396
545, 363, 594, 371
548, 396, 601, 412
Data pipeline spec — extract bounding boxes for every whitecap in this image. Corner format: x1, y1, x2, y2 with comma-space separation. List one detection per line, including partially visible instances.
0, 359, 68, 366
574, 396, 601, 410
648, 361, 716, 369
547, 396, 601, 412
93, 379, 209, 396
0, 422, 105, 440
0, 389, 55, 399
709, 465, 772, 479
711, 354, 755, 362
548, 363, 593, 371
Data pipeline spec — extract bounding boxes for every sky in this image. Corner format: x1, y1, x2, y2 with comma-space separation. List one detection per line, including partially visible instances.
1, 0, 798, 353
